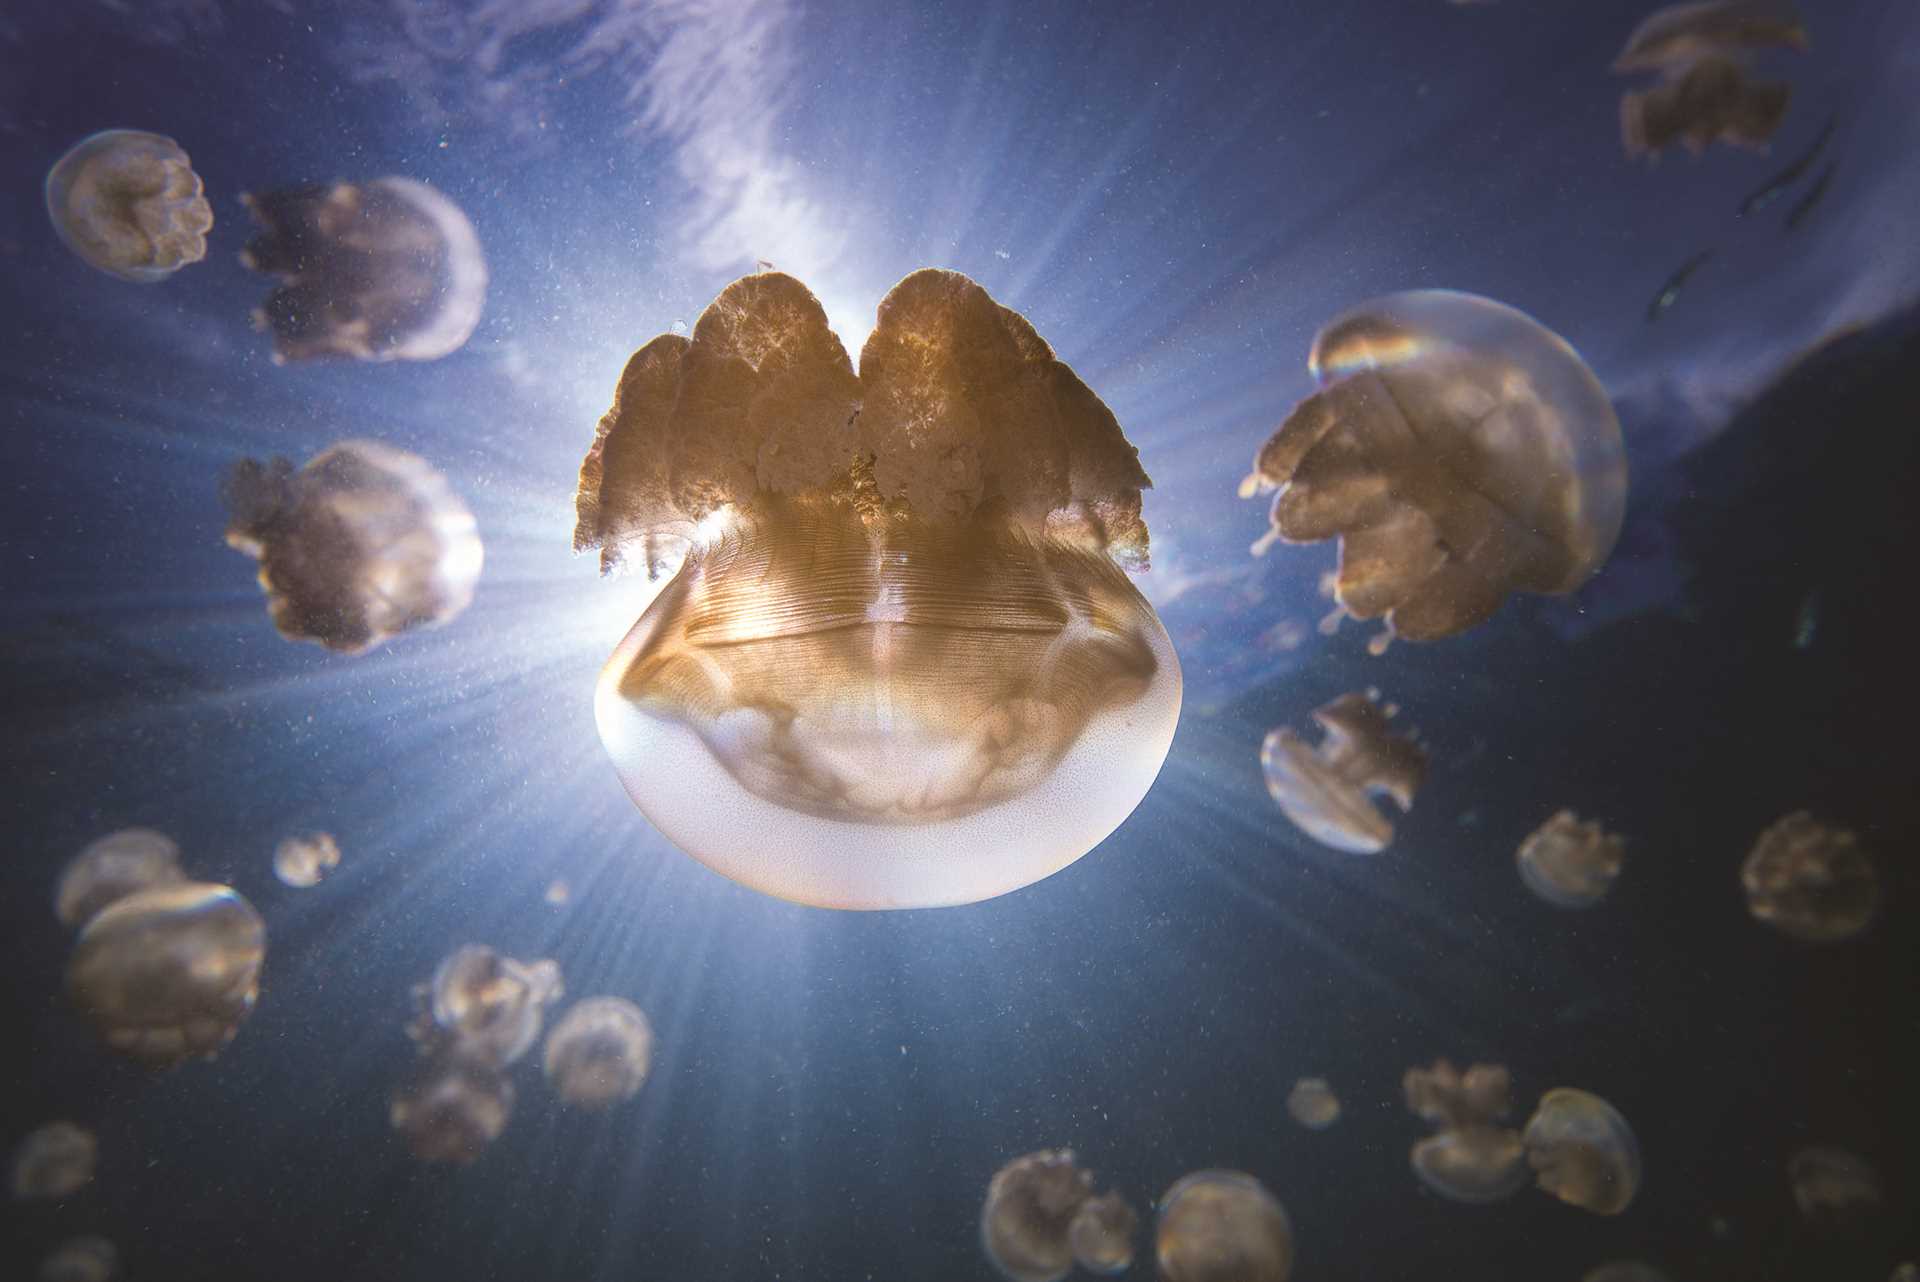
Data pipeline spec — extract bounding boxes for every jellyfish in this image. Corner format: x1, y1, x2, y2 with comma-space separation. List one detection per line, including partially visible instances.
1286, 1077, 1341, 1130
1260, 692, 1426, 854
1069, 1191, 1138, 1275
1239, 291, 1627, 651
1613, 0, 1807, 72
1584, 1264, 1672, 1282
980, 1150, 1104, 1282
45, 130, 211, 283
1404, 1059, 1529, 1204
1155, 1170, 1294, 1282
1788, 1147, 1880, 1223
574, 270, 1182, 909
65, 881, 265, 1068
273, 832, 341, 888
239, 176, 487, 363
1620, 56, 1792, 158
38, 1237, 117, 1282
1517, 811, 1626, 908
409, 945, 561, 1067
1522, 1088, 1642, 1215
222, 440, 484, 654
542, 996, 653, 1108
9, 1122, 96, 1200
55, 828, 186, 928
389, 1049, 513, 1164
1741, 812, 1878, 942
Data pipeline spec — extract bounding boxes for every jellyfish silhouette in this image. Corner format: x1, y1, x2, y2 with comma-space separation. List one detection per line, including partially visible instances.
575, 270, 1182, 909
45, 130, 212, 283
1241, 291, 1626, 651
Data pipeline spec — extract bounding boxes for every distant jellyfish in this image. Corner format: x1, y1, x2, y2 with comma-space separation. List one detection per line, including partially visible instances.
55, 828, 186, 928
1261, 692, 1427, 853
1741, 812, 1878, 942
981, 1150, 1094, 1282
575, 269, 1181, 909
1240, 291, 1627, 651
1621, 56, 1791, 158
273, 832, 341, 888
543, 879, 571, 907
1517, 811, 1626, 908
1522, 1087, 1642, 1215
1891, 1263, 1918, 1282
1156, 1170, 1294, 1282
222, 440, 484, 654
411, 945, 562, 1067
38, 1237, 117, 1282
1404, 1059, 1529, 1204
542, 997, 654, 1108
239, 176, 487, 363
65, 881, 265, 1068
1788, 1146, 1881, 1223
1287, 1077, 1341, 1130
9, 1122, 96, 1200
1585, 1263, 1672, 1282
45, 130, 211, 283
389, 1049, 513, 1164
1069, 1191, 1138, 1276
1613, 0, 1807, 72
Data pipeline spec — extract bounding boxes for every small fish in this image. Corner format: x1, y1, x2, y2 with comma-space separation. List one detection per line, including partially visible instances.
1784, 162, 1834, 231
1738, 115, 1835, 217
1647, 249, 1713, 322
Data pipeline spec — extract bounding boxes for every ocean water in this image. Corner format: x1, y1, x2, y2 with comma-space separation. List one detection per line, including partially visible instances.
2, 2, 1915, 1280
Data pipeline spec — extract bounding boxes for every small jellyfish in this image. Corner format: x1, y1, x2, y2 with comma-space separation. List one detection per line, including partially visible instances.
543, 879, 571, 907
1788, 1146, 1880, 1223
1517, 810, 1626, 908
1584, 1263, 1672, 1282
1742, 812, 1878, 942
1155, 1170, 1294, 1282
10, 1122, 96, 1200
65, 881, 265, 1068
542, 996, 654, 1108
1261, 692, 1427, 854
1286, 1077, 1341, 1130
239, 176, 487, 363
1404, 1059, 1529, 1204
389, 1049, 513, 1164
55, 827, 186, 928
576, 270, 1181, 909
1522, 1087, 1642, 1215
222, 440, 484, 654
1069, 1191, 1138, 1275
1620, 56, 1791, 158
1613, 0, 1807, 72
412, 945, 562, 1067
272, 832, 341, 888
1240, 291, 1627, 650
981, 1150, 1093, 1282
45, 130, 211, 283
38, 1237, 117, 1282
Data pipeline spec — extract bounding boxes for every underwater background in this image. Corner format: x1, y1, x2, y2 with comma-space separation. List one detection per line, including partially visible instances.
2, 0, 1915, 1278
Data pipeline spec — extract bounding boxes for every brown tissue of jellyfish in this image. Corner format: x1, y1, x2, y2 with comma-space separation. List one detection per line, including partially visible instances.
389, 1048, 514, 1165
1155, 1170, 1295, 1282
1068, 1190, 1138, 1275
1613, 0, 1807, 72
1742, 811, 1878, 942
1516, 810, 1626, 908
273, 832, 341, 888
1522, 1087, 1643, 1215
45, 130, 212, 283
1286, 1077, 1341, 1129
1261, 692, 1427, 854
981, 1150, 1096, 1282
1621, 56, 1791, 158
1404, 1059, 1529, 1204
409, 945, 562, 1068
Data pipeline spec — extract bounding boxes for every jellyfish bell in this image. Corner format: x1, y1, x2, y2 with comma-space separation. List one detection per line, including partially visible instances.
10, 1122, 97, 1200
1621, 56, 1792, 158
1741, 812, 1878, 941
273, 832, 341, 888
1155, 1170, 1294, 1282
1241, 291, 1626, 649
1261, 692, 1426, 854
1068, 1191, 1138, 1276
980, 1150, 1094, 1282
389, 1048, 513, 1164
414, 945, 561, 1067
577, 270, 1182, 909
1612, 0, 1807, 72
542, 996, 654, 1108
55, 827, 186, 928
45, 130, 212, 283
1517, 810, 1626, 908
1286, 1077, 1341, 1129
1411, 1127, 1531, 1204
1522, 1088, 1642, 1215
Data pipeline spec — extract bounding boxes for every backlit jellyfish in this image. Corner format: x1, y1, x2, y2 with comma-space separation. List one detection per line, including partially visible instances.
1240, 291, 1627, 652
1287, 1077, 1341, 1130
1069, 1191, 1138, 1275
38, 1237, 117, 1282
1155, 1170, 1294, 1282
1585, 1264, 1672, 1282
1522, 1088, 1642, 1215
389, 1049, 513, 1164
273, 832, 341, 888
1404, 1060, 1528, 1204
239, 176, 487, 363
55, 828, 186, 928
1788, 1146, 1880, 1223
45, 130, 211, 283
981, 1150, 1095, 1282
411, 945, 562, 1067
574, 270, 1182, 909
1613, 2, 1805, 158
1261, 692, 1426, 854
222, 440, 484, 654
1741, 812, 1878, 942
1517, 811, 1626, 908
10, 1122, 96, 1200
542, 997, 654, 1108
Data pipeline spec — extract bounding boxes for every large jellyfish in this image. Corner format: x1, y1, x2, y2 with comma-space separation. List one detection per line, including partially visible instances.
1517, 810, 1626, 908
239, 177, 487, 363
1261, 692, 1426, 854
542, 996, 654, 1108
65, 882, 266, 1068
9, 1122, 96, 1200
1240, 291, 1626, 652
223, 440, 483, 654
1404, 1059, 1529, 1204
55, 828, 186, 928
574, 270, 1182, 909
1522, 1087, 1642, 1215
1741, 812, 1878, 941
1613, 2, 1806, 157
45, 130, 211, 283
38, 1237, 117, 1282
273, 832, 341, 888
1286, 1077, 1341, 1130
409, 945, 561, 1067
1155, 1170, 1294, 1282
